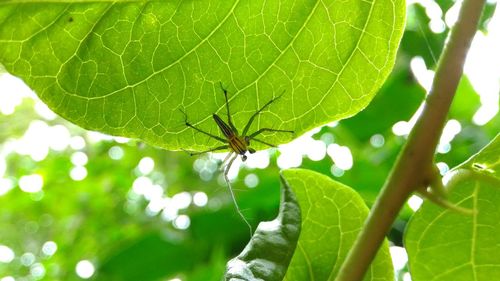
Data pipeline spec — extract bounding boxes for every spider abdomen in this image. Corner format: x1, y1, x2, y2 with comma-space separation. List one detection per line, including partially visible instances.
228, 135, 248, 155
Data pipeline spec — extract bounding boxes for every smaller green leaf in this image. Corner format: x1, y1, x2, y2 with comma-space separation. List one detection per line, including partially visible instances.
225, 173, 301, 281
282, 168, 393, 281
406, 134, 500, 281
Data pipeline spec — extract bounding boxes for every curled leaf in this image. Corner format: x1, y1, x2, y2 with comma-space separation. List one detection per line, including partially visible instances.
225, 174, 301, 281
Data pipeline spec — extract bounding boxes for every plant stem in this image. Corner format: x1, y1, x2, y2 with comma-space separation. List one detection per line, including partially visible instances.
335, 0, 486, 280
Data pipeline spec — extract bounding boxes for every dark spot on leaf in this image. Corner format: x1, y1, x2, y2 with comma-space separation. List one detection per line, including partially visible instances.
473, 163, 485, 169
68, 17, 74, 23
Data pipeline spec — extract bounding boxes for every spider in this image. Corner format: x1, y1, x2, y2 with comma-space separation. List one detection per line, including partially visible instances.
181, 83, 294, 233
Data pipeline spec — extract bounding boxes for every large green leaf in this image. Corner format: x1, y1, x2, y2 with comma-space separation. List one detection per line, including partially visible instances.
0, 0, 405, 151
282, 169, 394, 281
405, 135, 500, 281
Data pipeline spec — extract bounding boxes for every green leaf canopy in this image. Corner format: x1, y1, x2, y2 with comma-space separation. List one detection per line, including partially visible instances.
406, 135, 500, 281
0, 0, 405, 151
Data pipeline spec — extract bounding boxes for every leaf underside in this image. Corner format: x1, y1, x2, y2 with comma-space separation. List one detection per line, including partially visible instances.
405, 135, 500, 281
0, 0, 405, 151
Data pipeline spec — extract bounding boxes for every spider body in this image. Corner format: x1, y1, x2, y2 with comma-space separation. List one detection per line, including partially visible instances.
212, 113, 254, 160
181, 83, 293, 234
182, 83, 292, 162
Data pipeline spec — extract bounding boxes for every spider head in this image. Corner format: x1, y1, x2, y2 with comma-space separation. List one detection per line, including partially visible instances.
248, 148, 256, 154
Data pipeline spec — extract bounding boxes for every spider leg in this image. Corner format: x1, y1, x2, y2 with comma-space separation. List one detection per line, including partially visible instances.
250, 137, 278, 148
220, 151, 235, 171
219, 82, 238, 134
182, 145, 229, 156
241, 90, 286, 136
247, 128, 294, 140
180, 109, 227, 143
223, 153, 253, 237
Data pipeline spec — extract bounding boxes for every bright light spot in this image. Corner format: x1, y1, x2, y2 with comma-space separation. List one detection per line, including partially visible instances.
70, 166, 87, 181
193, 158, 205, 172
306, 140, 326, 161
30, 263, 45, 279
436, 162, 449, 175
108, 146, 124, 160
193, 157, 218, 181
443, 169, 460, 186
48, 125, 71, 151
199, 169, 213, 181
138, 157, 155, 175
174, 215, 190, 230
144, 185, 163, 203
71, 152, 88, 166
34, 101, 57, 120
211, 153, 242, 181
473, 105, 499, 125
410, 56, 434, 92
169, 278, 182, 281
0, 178, 14, 196
390, 246, 408, 271
320, 133, 334, 144
0, 158, 5, 179
277, 150, 302, 169
444, 1, 461, 27
42, 241, 57, 256
440, 119, 462, 144
193, 192, 208, 207
205, 158, 218, 173
244, 150, 270, 169
19, 174, 43, 193
277, 128, 324, 169
408, 195, 424, 211
20, 252, 35, 266
330, 165, 345, 177
465, 6, 500, 125
437, 119, 462, 154
370, 134, 385, 148
429, 19, 446, 33
0, 73, 34, 115
172, 192, 192, 209
75, 260, 95, 279
437, 142, 451, 154
327, 144, 353, 170
327, 121, 338, 127
259, 220, 280, 232
424, 0, 442, 20
16, 121, 50, 161
403, 272, 412, 281
132, 176, 152, 195
227, 157, 242, 180
1, 277, 15, 281
0, 245, 15, 263
70, 136, 86, 150
87, 131, 113, 143
146, 197, 168, 216
114, 136, 130, 144
392, 121, 411, 136
161, 205, 178, 222
244, 173, 259, 188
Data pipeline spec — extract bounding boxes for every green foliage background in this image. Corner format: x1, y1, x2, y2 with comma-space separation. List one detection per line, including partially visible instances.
0, 1, 498, 281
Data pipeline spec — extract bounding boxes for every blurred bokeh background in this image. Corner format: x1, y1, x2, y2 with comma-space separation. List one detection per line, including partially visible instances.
0, 1, 498, 280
